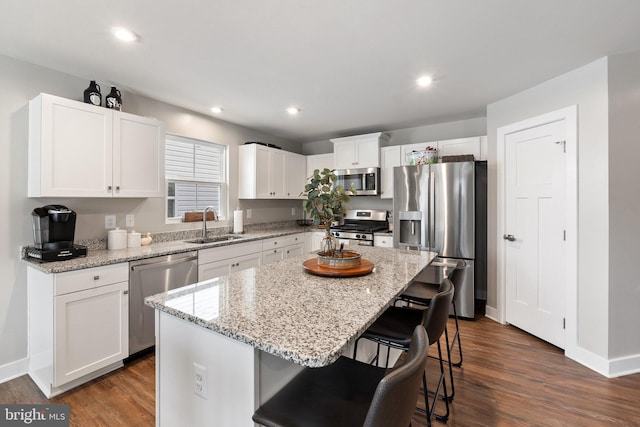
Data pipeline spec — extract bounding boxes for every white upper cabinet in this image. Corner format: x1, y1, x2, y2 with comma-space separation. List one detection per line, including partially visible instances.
284, 151, 305, 199
400, 135, 487, 165
331, 132, 389, 169
239, 144, 303, 199
28, 93, 164, 198
380, 145, 401, 199
306, 153, 334, 178
437, 136, 482, 159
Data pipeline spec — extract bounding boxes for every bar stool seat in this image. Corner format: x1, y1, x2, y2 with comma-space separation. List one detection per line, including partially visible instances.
253, 326, 429, 427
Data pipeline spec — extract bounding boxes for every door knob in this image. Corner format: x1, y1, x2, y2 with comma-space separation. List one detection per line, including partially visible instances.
503, 234, 516, 241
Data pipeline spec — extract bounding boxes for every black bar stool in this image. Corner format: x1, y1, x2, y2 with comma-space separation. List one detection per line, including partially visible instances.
354, 279, 454, 426
252, 326, 429, 427
398, 260, 465, 403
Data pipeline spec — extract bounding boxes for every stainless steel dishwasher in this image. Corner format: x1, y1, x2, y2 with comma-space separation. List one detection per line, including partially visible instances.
129, 251, 198, 356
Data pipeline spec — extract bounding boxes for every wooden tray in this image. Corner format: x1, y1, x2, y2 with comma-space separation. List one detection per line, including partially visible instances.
302, 258, 374, 277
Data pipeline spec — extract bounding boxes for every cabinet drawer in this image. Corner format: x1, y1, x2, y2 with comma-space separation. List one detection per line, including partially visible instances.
285, 233, 304, 246
262, 237, 286, 250
55, 263, 129, 296
198, 241, 263, 265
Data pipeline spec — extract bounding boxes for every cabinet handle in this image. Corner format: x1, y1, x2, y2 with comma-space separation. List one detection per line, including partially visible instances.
273, 249, 277, 253
116, 186, 120, 192
107, 186, 112, 191
123, 290, 129, 295
93, 275, 100, 280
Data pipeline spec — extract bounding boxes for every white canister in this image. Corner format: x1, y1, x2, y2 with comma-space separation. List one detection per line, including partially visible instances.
108, 227, 127, 250
127, 231, 141, 248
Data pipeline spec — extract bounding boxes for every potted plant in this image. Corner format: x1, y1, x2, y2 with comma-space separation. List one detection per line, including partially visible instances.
302, 168, 355, 260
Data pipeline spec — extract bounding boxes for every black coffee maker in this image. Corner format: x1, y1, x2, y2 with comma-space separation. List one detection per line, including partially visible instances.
27, 205, 87, 262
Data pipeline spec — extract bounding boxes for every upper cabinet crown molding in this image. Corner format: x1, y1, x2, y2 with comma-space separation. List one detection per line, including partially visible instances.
28, 93, 164, 198
331, 132, 389, 169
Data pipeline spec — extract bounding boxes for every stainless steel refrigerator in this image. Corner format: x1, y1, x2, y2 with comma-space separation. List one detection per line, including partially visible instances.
393, 161, 487, 318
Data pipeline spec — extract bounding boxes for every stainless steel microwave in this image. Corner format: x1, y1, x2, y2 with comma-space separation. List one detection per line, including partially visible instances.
334, 167, 380, 196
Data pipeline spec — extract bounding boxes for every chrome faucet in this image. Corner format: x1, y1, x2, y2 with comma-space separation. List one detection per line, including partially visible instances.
202, 206, 217, 238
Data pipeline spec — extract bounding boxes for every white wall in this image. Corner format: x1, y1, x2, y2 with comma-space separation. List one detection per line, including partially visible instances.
0, 54, 302, 374
487, 58, 610, 358
607, 51, 640, 360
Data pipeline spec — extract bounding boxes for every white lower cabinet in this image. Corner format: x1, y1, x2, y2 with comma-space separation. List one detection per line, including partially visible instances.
305, 231, 326, 253
28, 263, 129, 398
262, 233, 305, 264
198, 241, 263, 281
374, 233, 394, 248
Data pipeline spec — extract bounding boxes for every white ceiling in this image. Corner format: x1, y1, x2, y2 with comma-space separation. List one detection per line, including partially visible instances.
2, 1, 640, 143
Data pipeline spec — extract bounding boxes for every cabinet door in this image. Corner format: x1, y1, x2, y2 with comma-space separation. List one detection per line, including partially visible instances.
198, 259, 233, 281
54, 281, 128, 387
269, 149, 286, 197
113, 112, 165, 197
285, 152, 305, 199
355, 139, 380, 168
285, 243, 304, 259
231, 252, 263, 273
262, 248, 285, 264
380, 146, 401, 199
255, 145, 271, 198
333, 141, 358, 169
308, 231, 326, 253
29, 93, 113, 197
437, 137, 481, 159
306, 153, 334, 178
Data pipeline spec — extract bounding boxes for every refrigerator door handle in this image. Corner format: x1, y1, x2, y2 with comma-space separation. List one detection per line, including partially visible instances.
428, 170, 435, 250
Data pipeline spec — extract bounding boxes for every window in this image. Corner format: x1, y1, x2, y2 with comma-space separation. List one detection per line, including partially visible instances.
165, 134, 227, 221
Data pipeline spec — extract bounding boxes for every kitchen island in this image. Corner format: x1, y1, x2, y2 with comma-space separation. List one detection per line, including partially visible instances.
146, 246, 436, 427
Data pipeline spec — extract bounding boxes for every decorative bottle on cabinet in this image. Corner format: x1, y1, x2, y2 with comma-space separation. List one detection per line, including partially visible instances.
105, 86, 122, 110
83, 81, 102, 106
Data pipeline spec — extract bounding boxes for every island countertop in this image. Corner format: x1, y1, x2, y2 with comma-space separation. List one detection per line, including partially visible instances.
145, 246, 437, 368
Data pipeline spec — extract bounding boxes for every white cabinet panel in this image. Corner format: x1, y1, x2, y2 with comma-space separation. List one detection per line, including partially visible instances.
285, 152, 305, 199
331, 132, 388, 169
239, 144, 303, 199
306, 231, 326, 253
285, 243, 304, 258
380, 145, 401, 199
114, 112, 164, 197
198, 241, 263, 281
374, 234, 394, 248
54, 281, 128, 387
437, 136, 481, 159
28, 93, 164, 198
262, 247, 285, 264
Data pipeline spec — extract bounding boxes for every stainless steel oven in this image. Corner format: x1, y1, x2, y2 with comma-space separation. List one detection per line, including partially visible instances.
330, 209, 389, 246
334, 167, 380, 196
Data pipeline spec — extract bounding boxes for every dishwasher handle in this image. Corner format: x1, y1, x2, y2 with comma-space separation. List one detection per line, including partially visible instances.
130, 253, 198, 272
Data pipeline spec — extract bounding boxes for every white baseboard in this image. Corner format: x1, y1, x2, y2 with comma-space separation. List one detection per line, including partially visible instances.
608, 352, 640, 378
566, 345, 640, 378
484, 305, 504, 324
0, 357, 29, 385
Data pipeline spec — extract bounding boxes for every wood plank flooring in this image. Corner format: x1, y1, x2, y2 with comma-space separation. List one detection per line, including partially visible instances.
1, 316, 639, 426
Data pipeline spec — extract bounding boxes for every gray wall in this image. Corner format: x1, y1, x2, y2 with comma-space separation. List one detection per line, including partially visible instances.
608, 51, 640, 359
487, 58, 611, 358
0, 54, 302, 370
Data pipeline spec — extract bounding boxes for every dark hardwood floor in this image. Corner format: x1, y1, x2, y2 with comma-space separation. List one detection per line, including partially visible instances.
2, 317, 639, 426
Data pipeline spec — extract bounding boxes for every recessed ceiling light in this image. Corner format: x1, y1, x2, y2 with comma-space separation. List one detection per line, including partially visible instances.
416, 75, 433, 87
286, 107, 300, 115
211, 107, 223, 114
112, 27, 138, 43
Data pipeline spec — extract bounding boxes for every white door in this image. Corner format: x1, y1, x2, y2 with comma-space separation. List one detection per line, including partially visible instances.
505, 120, 566, 348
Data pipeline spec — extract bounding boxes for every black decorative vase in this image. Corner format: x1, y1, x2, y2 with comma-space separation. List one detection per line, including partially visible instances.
83, 81, 102, 106
105, 86, 122, 110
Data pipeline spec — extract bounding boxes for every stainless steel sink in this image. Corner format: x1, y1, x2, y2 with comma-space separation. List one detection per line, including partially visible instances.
184, 235, 244, 244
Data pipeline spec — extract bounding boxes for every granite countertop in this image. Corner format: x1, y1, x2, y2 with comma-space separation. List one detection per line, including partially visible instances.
23, 227, 306, 274
145, 246, 437, 367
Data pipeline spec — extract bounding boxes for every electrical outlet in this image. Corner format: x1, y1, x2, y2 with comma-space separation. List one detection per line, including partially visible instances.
291, 207, 296, 216
246, 209, 252, 219
105, 215, 116, 229
193, 363, 207, 399
125, 214, 135, 227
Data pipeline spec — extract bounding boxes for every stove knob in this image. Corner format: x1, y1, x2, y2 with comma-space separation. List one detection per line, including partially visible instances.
334, 232, 340, 237
355, 234, 361, 239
